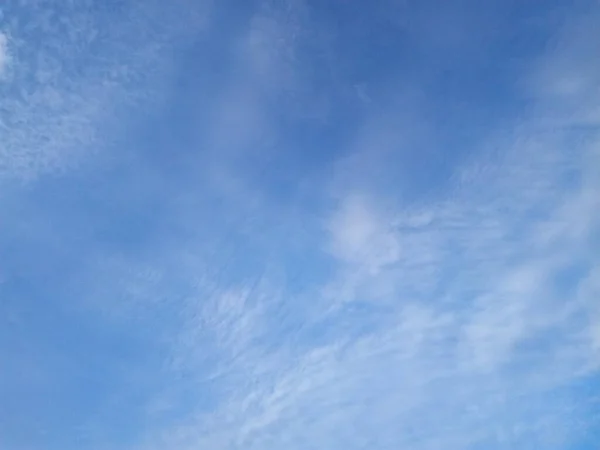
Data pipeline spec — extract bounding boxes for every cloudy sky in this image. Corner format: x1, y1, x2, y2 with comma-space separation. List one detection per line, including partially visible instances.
1, 1, 599, 449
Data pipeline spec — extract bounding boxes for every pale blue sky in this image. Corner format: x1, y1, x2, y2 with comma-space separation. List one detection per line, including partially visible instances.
1, 1, 599, 449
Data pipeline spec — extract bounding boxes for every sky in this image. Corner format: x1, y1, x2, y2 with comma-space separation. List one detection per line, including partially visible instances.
0, 0, 599, 449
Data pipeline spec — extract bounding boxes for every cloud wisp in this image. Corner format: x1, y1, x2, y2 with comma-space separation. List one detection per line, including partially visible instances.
0, 0, 209, 182
128, 4, 600, 450
0, 1, 598, 450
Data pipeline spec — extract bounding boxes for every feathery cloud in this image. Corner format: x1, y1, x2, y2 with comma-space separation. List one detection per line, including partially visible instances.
0, 2, 598, 449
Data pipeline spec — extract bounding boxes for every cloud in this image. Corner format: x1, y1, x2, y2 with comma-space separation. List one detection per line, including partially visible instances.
0, 2, 209, 182
326, 193, 400, 269
149, 130, 598, 447
1, 2, 599, 450
121, 5, 600, 450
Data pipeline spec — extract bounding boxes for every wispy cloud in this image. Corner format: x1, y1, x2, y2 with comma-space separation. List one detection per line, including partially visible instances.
121, 4, 600, 450
1, 1, 598, 450
0, 1, 209, 182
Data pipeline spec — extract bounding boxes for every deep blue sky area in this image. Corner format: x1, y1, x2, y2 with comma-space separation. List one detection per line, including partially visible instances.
1, 1, 599, 449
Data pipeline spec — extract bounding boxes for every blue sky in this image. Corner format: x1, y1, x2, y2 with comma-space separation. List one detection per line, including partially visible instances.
1, 0, 599, 449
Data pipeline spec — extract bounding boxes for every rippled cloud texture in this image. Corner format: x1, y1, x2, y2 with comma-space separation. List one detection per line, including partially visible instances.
1, 1, 599, 449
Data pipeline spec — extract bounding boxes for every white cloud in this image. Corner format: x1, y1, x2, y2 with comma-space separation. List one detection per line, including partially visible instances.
4, 2, 597, 449
120, 6, 600, 447
326, 193, 400, 270
131, 41, 599, 450
0, 3, 209, 182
